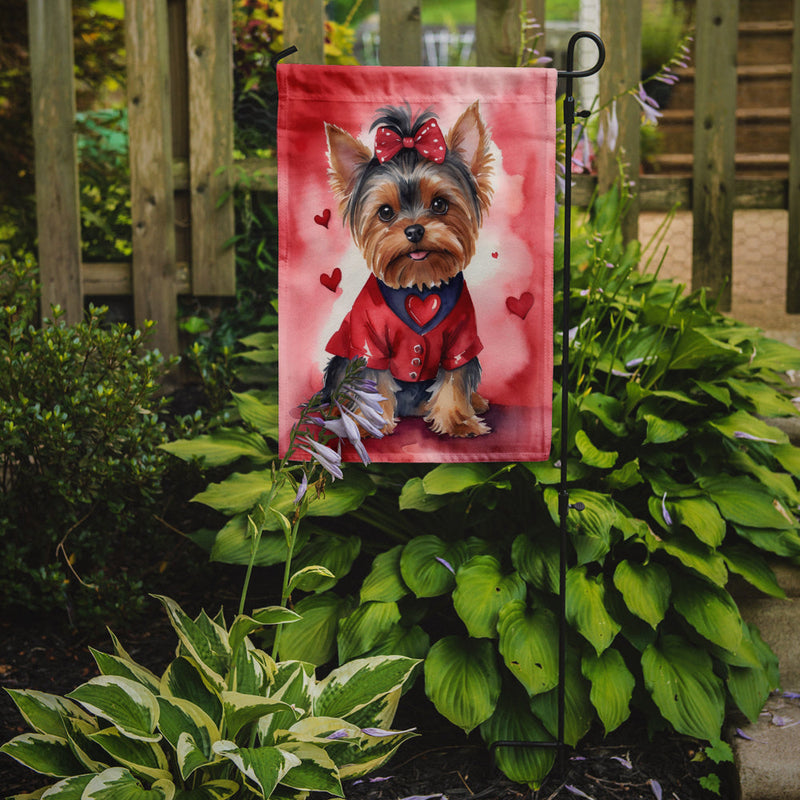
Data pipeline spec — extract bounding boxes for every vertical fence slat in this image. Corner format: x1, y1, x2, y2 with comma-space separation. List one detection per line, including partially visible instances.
187, 0, 235, 295
692, 0, 738, 311
787, 0, 800, 313
598, 0, 641, 243
379, 0, 421, 66
28, 0, 83, 324
284, 0, 325, 64
126, 0, 178, 355
475, 0, 523, 67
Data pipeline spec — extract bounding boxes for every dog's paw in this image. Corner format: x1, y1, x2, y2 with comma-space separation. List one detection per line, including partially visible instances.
425, 409, 491, 438
471, 391, 490, 415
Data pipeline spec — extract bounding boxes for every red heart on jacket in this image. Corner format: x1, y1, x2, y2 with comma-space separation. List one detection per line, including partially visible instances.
320, 268, 341, 292
314, 209, 331, 228
506, 292, 534, 320
491, 251, 499, 259
406, 294, 441, 326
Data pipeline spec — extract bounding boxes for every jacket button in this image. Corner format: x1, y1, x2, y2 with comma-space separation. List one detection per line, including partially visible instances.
411, 357, 421, 366
413, 344, 422, 353
409, 371, 418, 380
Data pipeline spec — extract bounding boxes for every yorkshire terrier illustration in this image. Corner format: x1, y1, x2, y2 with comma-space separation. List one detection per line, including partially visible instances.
322, 102, 494, 438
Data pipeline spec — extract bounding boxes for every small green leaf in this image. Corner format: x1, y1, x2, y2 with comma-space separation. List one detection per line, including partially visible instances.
511, 534, 559, 593
612, 560, 670, 629
424, 636, 501, 734
721, 543, 786, 598
672, 575, 743, 653
398, 477, 450, 511
575, 429, 618, 468
709, 409, 788, 445
399, 536, 467, 598
581, 649, 635, 734
566, 566, 621, 654
160, 428, 273, 467
421, 463, 494, 494
277, 593, 351, 665
360, 545, 409, 603
231, 391, 279, 437
337, 601, 402, 662
291, 535, 361, 592
643, 414, 688, 444
497, 601, 558, 696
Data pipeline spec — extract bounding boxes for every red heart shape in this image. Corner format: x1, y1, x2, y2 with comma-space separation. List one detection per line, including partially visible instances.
506, 292, 534, 320
320, 268, 341, 292
491, 251, 499, 259
406, 294, 441, 326
314, 209, 331, 228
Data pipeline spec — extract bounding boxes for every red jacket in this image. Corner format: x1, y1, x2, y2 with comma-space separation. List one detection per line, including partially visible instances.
326, 274, 483, 382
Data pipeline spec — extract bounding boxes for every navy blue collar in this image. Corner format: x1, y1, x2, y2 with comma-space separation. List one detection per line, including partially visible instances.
377, 273, 463, 335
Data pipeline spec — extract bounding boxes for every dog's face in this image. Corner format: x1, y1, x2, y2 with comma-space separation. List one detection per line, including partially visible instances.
326, 103, 494, 290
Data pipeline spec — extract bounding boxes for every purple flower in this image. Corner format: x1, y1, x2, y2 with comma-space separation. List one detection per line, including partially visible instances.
733, 431, 778, 444
565, 786, 595, 799
435, 556, 455, 574
297, 436, 343, 480
649, 779, 663, 800
611, 755, 632, 769
362, 726, 416, 737
597, 100, 619, 153
735, 727, 755, 741
326, 729, 351, 740
661, 492, 673, 526
294, 472, 308, 504
633, 84, 663, 125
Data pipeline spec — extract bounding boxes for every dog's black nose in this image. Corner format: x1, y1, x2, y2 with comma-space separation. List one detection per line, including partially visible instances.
404, 224, 424, 244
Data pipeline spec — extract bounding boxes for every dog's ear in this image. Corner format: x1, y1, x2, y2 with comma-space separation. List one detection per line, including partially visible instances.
326, 123, 372, 202
446, 102, 493, 213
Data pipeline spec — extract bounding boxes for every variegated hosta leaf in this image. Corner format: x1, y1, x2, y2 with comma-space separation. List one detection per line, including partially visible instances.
452, 556, 526, 639
160, 657, 222, 727
66, 676, 160, 742
221, 691, 299, 740
642, 634, 725, 741
61, 716, 107, 773
424, 636, 501, 734
90, 649, 161, 694
496, 601, 559, 696
88, 727, 171, 782
337, 601, 401, 663
171, 779, 239, 800
334, 726, 418, 781
258, 662, 315, 745
39, 773, 94, 798
275, 741, 344, 796
228, 610, 299, 658
212, 741, 300, 798
4, 689, 94, 737
0, 732, 85, 777
360, 545, 409, 603
581, 649, 635, 734
671, 574, 743, 653
81, 767, 175, 799
612, 560, 671, 629
480, 681, 555, 790
565, 566, 621, 655
156, 696, 219, 777
312, 656, 420, 721
231, 640, 276, 696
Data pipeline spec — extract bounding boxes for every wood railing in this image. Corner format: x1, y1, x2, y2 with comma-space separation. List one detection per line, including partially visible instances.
26, 0, 799, 355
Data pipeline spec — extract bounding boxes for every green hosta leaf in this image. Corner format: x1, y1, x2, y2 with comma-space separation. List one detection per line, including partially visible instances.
497, 601, 558, 696
82, 768, 174, 799
566, 566, 621, 654
67, 676, 160, 742
208, 515, 302, 567
360, 545, 409, 603
0, 733, 85, 777
337, 601, 401, 662
612, 560, 670, 629
155, 597, 231, 690
642, 634, 725, 741
643, 414, 688, 444
231, 391, 279, 437
544, 488, 617, 539
728, 450, 800, 508
511, 534, 559, 593
288, 565, 336, 594
4, 690, 93, 737
173, 780, 239, 800
748, 337, 800, 371
221, 692, 297, 740
524, 458, 589, 485
693, 379, 731, 407
88, 727, 170, 782
291, 535, 361, 592
581, 649, 635, 734
721, 543, 786, 598
314, 656, 420, 721
160, 428, 273, 467
362, 624, 430, 660
528, 650, 593, 747
421, 463, 494, 494
277, 592, 351, 665
672, 575, 743, 653
708, 410, 788, 445
89, 650, 161, 694
728, 663, 772, 723
424, 636, 501, 733
668, 496, 726, 547
452, 556, 526, 639
733, 524, 800, 557
212, 741, 299, 797
400, 536, 468, 598
606, 459, 644, 491
398, 477, 450, 511
649, 528, 728, 586
725, 378, 799, 417
160, 658, 222, 728
575, 429, 618, 468
668, 328, 743, 370
700, 474, 797, 530
580, 392, 627, 436
772, 443, 800, 477
480, 681, 555, 789
276, 741, 343, 796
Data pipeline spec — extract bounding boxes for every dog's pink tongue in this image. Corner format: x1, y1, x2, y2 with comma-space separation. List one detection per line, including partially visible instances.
409, 251, 429, 261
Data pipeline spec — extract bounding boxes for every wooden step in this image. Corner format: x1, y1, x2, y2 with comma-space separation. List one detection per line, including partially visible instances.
737, 20, 794, 66
649, 152, 789, 178
737, 0, 794, 22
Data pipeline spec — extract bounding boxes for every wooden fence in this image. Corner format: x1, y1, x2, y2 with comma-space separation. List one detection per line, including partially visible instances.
27, 0, 800, 355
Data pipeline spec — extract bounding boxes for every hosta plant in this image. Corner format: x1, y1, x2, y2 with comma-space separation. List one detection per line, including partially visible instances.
0, 595, 419, 800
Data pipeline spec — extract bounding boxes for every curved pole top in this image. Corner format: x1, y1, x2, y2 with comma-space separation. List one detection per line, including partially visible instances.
557, 31, 605, 80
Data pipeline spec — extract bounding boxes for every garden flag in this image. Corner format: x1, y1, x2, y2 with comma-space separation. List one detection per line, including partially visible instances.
278, 65, 557, 462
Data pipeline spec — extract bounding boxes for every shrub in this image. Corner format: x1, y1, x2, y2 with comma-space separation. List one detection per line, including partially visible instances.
0, 253, 174, 623
1, 595, 419, 798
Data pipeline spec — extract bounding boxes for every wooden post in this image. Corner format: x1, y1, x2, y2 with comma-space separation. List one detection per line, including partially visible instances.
787, 0, 800, 313
28, 0, 83, 324
379, 0, 421, 66
284, 0, 325, 64
598, 0, 641, 244
692, 0, 738, 311
475, 0, 539, 67
187, 0, 235, 295
126, 0, 178, 355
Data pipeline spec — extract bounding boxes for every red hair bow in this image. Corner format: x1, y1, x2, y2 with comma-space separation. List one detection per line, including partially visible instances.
374, 119, 447, 164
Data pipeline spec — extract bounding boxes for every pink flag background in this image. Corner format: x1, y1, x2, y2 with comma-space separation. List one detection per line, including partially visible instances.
278, 64, 556, 462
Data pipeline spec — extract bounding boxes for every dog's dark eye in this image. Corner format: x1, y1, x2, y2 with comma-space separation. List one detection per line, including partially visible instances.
431, 197, 448, 215
377, 205, 395, 222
